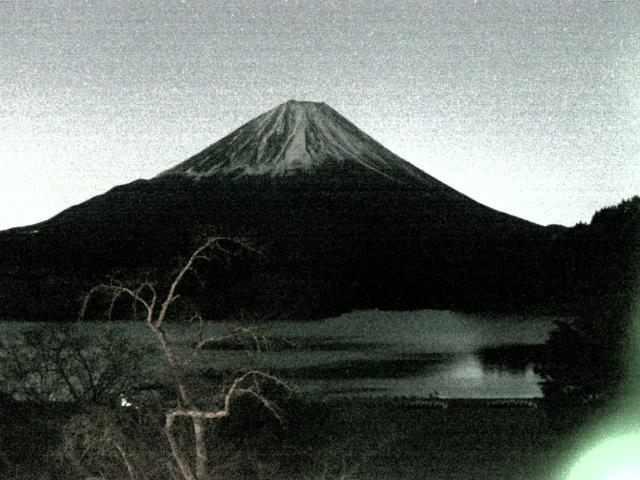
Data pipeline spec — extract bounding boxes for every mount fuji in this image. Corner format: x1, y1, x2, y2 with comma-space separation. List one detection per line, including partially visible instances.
160, 100, 439, 183
0, 101, 557, 321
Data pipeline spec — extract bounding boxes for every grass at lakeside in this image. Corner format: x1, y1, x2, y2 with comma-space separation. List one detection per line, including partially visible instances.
1, 396, 601, 480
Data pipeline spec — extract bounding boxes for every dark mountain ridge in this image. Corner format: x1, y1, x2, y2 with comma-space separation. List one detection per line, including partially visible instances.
0, 101, 633, 321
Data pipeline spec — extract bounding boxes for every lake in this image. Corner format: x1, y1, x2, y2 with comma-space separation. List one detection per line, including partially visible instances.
1, 309, 559, 399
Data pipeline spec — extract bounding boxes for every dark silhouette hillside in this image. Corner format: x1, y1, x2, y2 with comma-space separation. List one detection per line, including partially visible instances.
0, 102, 635, 322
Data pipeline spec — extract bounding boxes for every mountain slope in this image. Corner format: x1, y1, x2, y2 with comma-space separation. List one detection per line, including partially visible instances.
0, 101, 556, 321
159, 100, 438, 184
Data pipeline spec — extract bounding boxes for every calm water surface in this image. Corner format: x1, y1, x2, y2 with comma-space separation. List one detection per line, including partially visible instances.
1, 310, 558, 399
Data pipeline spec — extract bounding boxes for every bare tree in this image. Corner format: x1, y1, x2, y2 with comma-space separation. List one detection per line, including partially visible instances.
0, 324, 150, 404
61, 408, 140, 480
81, 237, 288, 480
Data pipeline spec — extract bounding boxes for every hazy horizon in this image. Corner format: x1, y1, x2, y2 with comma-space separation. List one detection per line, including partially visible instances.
1, 0, 638, 230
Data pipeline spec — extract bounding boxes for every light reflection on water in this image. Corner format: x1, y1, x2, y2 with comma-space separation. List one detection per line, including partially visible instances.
1, 309, 559, 399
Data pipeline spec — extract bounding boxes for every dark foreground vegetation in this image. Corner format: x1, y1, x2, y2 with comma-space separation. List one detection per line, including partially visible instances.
0, 395, 605, 480
536, 197, 640, 403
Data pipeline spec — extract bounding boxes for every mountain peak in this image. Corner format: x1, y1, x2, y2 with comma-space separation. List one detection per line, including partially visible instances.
158, 100, 432, 183
284, 99, 326, 107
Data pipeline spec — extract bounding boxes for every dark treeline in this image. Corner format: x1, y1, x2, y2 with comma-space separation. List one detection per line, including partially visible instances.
535, 196, 639, 402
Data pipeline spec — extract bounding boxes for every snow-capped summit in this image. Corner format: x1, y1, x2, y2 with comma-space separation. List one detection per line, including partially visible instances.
158, 100, 432, 183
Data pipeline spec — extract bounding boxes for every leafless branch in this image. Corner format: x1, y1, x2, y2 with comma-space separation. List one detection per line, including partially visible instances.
78, 236, 280, 480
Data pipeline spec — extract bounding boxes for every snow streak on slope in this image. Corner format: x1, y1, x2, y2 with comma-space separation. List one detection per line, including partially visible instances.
158, 100, 436, 184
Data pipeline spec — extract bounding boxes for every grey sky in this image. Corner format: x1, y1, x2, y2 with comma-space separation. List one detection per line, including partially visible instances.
1, 0, 638, 229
